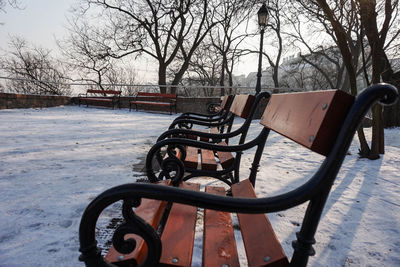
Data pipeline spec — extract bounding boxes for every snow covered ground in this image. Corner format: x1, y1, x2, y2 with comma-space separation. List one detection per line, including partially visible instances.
0, 105, 399, 266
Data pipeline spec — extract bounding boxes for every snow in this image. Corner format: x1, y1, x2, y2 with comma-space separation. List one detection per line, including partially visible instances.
0, 106, 399, 266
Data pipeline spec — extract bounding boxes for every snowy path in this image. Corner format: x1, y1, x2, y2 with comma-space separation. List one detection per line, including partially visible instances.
0, 106, 399, 266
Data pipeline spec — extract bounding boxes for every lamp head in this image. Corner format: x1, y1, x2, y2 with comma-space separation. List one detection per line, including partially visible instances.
257, 3, 269, 28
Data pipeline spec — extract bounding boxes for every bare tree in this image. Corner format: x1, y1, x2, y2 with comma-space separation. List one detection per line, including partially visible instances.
280, 49, 341, 90
357, 0, 400, 156
305, 0, 399, 159
59, 18, 115, 91
65, 0, 221, 94
1, 37, 71, 95
0, 0, 20, 13
210, 0, 253, 92
182, 43, 222, 87
104, 64, 138, 96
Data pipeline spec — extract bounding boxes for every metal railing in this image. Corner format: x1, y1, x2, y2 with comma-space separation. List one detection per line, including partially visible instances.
0, 76, 300, 97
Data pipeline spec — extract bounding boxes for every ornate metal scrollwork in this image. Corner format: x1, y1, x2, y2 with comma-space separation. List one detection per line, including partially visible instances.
111, 198, 162, 266
79, 195, 162, 267
177, 121, 193, 129
158, 145, 185, 185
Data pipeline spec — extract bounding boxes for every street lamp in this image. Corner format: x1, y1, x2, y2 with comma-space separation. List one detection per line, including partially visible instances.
255, 3, 269, 95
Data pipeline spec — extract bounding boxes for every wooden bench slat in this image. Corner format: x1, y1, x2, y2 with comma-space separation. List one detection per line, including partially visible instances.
188, 129, 209, 141
199, 130, 209, 142
216, 141, 234, 169
229, 95, 255, 119
183, 146, 198, 169
137, 92, 177, 99
260, 90, 354, 156
130, 101, 173, 106
210, 127, 219, 134
159, 182, 200, 267
220, 95, 233, 110
200, 149, 217, 171
231, 179, 289, 267
203, 186, 240, 267
81, 98, 113, 102
106, 180, 171, 265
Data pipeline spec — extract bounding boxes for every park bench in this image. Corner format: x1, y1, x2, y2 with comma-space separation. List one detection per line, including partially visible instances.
172, 95, 234, 132
78, 89, 121, 109
156, 92, 269, 185
78, 83, 398, 267
130, 92, 177, 114
168, 95, 235, 133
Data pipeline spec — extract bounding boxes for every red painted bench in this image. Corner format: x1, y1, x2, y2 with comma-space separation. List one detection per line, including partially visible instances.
78, 89, 121, 109
130, 92, 177, 114
78, 84, 399, 267
177, 95, 254, 174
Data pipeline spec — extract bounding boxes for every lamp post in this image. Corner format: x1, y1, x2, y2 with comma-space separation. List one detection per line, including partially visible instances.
255, 3, 269, 95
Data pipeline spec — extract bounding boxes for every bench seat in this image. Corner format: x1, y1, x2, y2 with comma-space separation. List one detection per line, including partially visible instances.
177, 141, 234, 172
105, 179, 288, 267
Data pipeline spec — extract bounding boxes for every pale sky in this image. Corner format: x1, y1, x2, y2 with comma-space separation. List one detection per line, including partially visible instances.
0, 0, 76, 54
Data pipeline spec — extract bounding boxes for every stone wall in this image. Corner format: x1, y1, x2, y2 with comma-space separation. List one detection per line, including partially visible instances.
71, 96, 222, 114
0, 93, 268, 118
0, 93, 72, 109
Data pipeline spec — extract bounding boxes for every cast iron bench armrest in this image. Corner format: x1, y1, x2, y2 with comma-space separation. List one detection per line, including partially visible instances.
180, 110, 220, 118
147, 130, 268, 183
176, 95, 233, 121
172, 112, 226, 123
168, 113, 234, 130
159, 119, 243, 142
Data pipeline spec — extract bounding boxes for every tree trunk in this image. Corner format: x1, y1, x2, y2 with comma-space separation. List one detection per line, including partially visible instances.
158, 63, 167, 94
220, 56, 226, 96
357, 126, 371, 157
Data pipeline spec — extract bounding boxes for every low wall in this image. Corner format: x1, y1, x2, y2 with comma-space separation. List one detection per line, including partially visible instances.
71, 96, 223, 115
1, 93, 268, 119
0, 93, 71, 109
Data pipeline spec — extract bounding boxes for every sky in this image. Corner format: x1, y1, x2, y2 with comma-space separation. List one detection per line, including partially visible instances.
0, 0, 76, 53
0, 0, 260, 83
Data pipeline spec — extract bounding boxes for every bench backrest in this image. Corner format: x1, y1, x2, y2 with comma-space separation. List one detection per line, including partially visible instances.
137, 92, 177, 99
87, 89, 121, 95
260, 90, 354, 156
220, 95, 234, 110
229, 94, 255, 119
